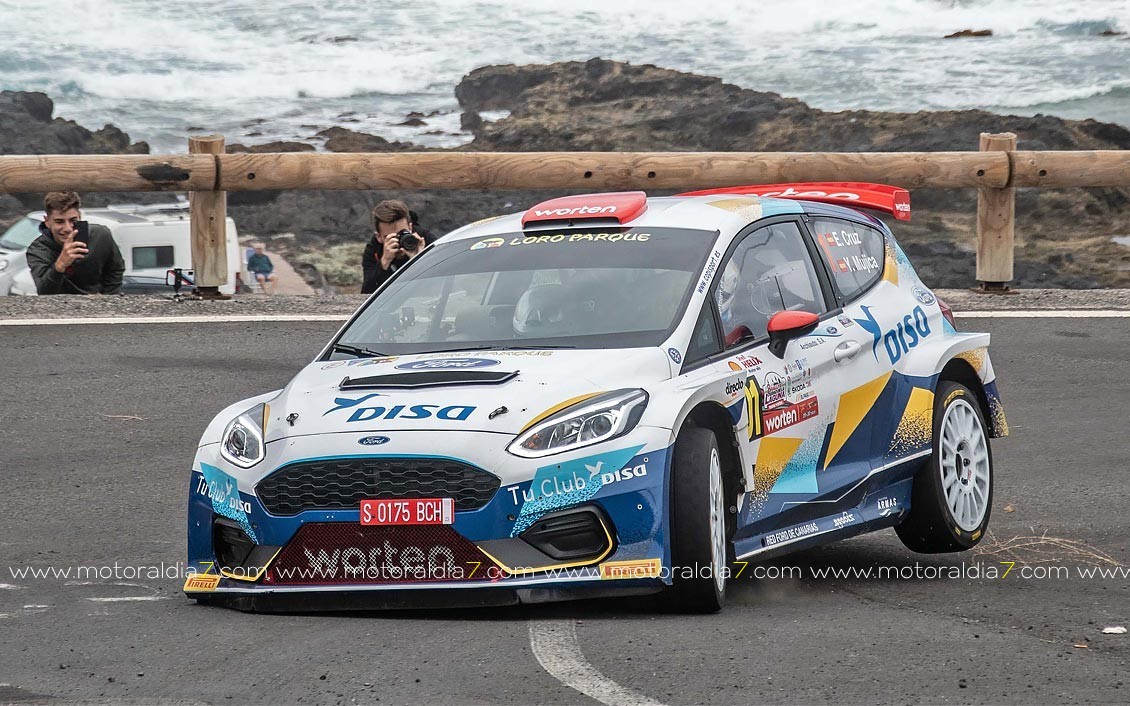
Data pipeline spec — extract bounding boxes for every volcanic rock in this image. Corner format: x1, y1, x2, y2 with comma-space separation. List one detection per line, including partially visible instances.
945, 29, 993, 38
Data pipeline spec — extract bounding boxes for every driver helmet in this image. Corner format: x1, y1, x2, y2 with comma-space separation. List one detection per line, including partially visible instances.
716, 260, 740, 327
513, 283, 570, 337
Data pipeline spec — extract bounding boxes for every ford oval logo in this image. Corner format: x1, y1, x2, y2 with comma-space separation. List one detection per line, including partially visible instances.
358, 435, 390, 446
395, 357, 501, 370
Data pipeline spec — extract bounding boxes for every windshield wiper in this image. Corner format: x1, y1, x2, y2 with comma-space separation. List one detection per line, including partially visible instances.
493, 344, 578, 350
330, 343, 387, 358
421, 344, 579, 354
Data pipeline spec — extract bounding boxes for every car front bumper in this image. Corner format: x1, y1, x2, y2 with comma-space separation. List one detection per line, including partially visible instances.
185, 427, 676, 603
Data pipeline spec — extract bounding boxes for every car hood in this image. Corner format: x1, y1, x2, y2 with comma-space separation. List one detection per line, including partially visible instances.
262, 348, 674, 441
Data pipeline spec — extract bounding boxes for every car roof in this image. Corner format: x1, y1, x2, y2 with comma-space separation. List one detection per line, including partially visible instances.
443, 195, 810, 243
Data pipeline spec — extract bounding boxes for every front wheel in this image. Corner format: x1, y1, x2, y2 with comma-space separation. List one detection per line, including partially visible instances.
896, 382, 994, 553
665, 427, 729, 613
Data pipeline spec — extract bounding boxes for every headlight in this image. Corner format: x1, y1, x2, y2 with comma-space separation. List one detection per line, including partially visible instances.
219, 403, 268, 468
508, 389, 648, 458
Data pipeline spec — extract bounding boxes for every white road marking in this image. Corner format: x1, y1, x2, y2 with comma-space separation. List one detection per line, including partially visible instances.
0, 584, 21, 590
955, 310, 1130, 318
86, 596, 171, 603
0, 314, 350, 326
528, 619, 664, 706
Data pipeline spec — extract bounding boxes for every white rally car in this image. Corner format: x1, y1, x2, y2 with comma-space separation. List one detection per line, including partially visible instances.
185, 183, 1007, 613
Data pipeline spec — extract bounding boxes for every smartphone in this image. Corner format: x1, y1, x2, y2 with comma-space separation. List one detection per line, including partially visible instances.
74, 220, 90, 245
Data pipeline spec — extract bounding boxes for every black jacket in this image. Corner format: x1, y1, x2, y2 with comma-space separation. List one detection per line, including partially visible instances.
25, 222, 125, 295
360, 226, 435, 294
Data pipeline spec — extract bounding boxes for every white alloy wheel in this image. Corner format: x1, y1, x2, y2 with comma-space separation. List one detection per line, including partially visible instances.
708, 447, 727, 593
939, 398, 991, 532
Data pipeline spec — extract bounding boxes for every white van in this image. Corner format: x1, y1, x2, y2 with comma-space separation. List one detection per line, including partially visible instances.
0, 201, 241, 295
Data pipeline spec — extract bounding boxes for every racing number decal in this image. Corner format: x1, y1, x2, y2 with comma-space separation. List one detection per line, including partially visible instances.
745, 376, 764, 440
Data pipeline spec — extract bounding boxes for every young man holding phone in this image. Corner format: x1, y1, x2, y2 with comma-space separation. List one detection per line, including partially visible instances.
25, 191, 125, 295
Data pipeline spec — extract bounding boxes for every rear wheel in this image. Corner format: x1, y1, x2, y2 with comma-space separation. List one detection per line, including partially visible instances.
896, 382, 993, 553
665, 427, 729, 613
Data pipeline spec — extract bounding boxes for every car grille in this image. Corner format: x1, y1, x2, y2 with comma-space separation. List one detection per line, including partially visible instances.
256, 457, 500, 516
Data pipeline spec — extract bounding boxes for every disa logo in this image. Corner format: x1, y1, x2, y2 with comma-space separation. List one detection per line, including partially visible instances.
325, 395, 476, 423
855, 305, 932, 364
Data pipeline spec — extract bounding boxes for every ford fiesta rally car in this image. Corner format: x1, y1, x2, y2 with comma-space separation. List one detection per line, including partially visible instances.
185, 183, 1007, 613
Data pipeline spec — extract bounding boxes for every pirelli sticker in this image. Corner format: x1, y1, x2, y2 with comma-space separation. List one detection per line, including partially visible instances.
599, 558, 662, 580
183, 573, 221, 592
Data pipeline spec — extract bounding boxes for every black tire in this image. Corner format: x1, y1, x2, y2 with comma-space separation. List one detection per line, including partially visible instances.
896, 381, 994, 553
664, 427, 729, 613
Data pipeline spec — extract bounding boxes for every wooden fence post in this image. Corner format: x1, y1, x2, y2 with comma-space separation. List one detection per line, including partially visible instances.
188, 135, 229, 298
976, 132, 1017, 291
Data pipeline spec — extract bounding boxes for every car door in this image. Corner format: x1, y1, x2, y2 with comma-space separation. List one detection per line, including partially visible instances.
797, 215, 896, 511
691, 217, 840, 537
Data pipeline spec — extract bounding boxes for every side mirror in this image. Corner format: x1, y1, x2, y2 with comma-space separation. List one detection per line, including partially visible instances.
767, 310, 819, 359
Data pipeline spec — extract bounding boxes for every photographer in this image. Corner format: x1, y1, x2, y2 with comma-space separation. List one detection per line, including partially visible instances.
26, 191, 125, 295
360, 200, 434, 294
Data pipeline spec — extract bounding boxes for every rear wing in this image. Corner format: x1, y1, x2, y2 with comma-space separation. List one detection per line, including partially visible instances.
677, 182, 911, 221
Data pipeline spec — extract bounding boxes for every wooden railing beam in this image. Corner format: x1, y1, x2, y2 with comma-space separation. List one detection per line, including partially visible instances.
0, 155, 215, 193
216, 151, 1009, 192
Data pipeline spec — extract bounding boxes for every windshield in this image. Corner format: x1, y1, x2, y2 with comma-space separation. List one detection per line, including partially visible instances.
332, 226, 717, 356
0, 217, 41, 251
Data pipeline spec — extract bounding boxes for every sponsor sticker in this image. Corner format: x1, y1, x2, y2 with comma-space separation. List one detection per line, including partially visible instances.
470, 237, 505, 250
913, 286, 937, 305
599, 558, 662, 580
667, 348, 682, 365
347, 356, 399, 367
505, 232, 651, 246
183, 574, 220, 592
877, 497, 898, 517
697, 249, 723, 293
506, 459, 650, 505
855, 305, 933, 364
763, 521, 821, 547
325, 394, 477, 423
761, 397, 820, 435
737, 354, 763, 369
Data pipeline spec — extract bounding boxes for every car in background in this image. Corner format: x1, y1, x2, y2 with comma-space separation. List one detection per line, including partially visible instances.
184, 183, 1007, 613
0, 202, 240, 295
0, 214, 39, 295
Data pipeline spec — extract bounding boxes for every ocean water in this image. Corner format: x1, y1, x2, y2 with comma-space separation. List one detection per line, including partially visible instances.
2, 0, 1128, 153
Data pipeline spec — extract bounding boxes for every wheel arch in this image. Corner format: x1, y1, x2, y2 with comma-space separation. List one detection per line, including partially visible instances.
679, 402, 743, 516
937, 357, 999, 437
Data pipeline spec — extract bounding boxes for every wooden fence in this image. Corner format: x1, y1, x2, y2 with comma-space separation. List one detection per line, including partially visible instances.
2, 132, 1128, 293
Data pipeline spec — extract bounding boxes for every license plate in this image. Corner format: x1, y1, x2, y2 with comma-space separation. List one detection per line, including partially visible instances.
360, 498, 454, 526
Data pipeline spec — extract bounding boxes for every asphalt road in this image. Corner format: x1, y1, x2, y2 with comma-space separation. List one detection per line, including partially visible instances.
0, 317, 1127, 705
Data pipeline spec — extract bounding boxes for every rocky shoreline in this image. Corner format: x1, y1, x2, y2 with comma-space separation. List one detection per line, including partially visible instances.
3, 59, 1129, 290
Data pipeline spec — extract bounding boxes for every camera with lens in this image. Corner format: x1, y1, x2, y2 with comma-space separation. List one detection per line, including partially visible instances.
394, 228, 421, 253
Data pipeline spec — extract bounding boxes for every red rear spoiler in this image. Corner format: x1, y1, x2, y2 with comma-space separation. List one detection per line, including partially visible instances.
677, 182, 911, 221
522, 191, 647, 227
